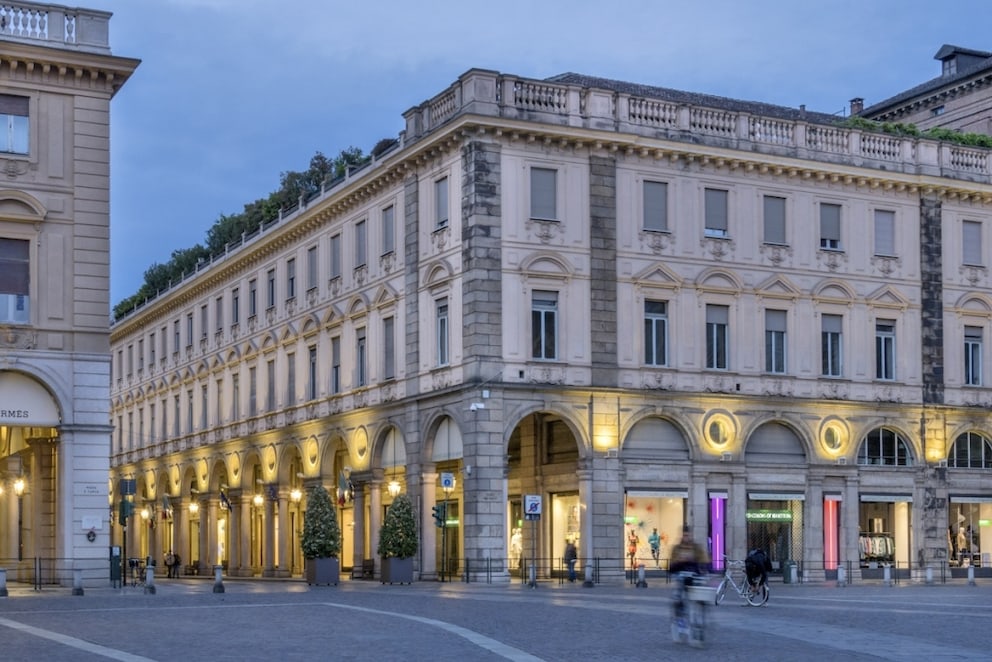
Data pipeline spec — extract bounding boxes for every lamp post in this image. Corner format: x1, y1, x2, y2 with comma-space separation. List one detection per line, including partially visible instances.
440, 473, 455, 582
290, 488, 302, 574
14, 477, 25, 562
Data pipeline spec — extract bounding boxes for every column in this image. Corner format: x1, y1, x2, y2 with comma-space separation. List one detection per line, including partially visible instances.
421, 470, 438, 581
197, 497, 208, 574
368, 477, 383, 576
207, 498, 219, 567
262, 497, 275, 576
276, 493, 290, 577
806, 478, 825, 581
577, 469, 593, 563
228, 496, 241, 575
175, 500, 189, 574
843, 476, 860, 579
238, 494, 252, 576
351, 481, 367, 579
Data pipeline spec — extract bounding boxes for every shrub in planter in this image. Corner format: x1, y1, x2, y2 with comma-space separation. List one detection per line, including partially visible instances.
377, 492, 417, 584
301, 484, 341, 585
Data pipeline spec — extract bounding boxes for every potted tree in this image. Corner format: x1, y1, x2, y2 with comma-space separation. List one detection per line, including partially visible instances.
301, 484, 341, 585
377, 492, 417, 584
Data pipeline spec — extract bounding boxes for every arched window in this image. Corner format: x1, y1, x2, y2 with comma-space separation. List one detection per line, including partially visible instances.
949, 431, 992, 469
857, 427, 913, 466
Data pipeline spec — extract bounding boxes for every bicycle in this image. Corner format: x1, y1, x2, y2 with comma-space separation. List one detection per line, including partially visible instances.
715, 558, 769, 606
671, 572, 714, 647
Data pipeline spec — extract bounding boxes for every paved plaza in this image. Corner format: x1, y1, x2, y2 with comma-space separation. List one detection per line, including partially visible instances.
1, 576, 989, 661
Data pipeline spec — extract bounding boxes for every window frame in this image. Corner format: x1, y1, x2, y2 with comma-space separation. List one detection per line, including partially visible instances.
529, 167, 558, 221
821, 314, 843, 377
531, 290, 558, 361
705, 304, 729, 370
965, 325, 983, 387
875, 319, 896, 381
643, 299, 668, 366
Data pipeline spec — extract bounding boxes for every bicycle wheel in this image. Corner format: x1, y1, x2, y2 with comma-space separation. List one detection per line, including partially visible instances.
746, 581, 769, 606
715, 578, 728, 605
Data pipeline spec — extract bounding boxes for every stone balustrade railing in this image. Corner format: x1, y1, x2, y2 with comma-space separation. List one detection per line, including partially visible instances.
0, 2, 111, 53
405, 69, 992, 182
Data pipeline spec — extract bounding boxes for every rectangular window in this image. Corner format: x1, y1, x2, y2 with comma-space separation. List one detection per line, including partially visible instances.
355, 219, 367, 268
307, 246, 318, 290
173, 320, 180, 353
215, 296, 223, 332
266, 359, 275, 410
308, 345, 318, 400
215, 379, 223, 426
383, 316, 395, 379
138, 409, 144, 447
160, 326, 167, 363
704, 188, 728, 238
248, 279, 257, 318
186, 389, 193, 434
705, 304, 729, 370
820, 203, 842, 250
0, 237, 29, 323
161, 398, 167, 439
874, 209, 895, 257
232, 288, 240, 326
200, 384, 208, 429
0, 94, 29, 155
200, 305, 208, 339
286, 352, 296, 404
126, 344, 133, 376
643, 300, 668, 366
965, 325, 983, 386
382, 205, 395, 254
436, 299, 449, 367
763, 195, 786, 245
149, 403, 156, 443
875, 320, 896, 381
137, 339, 144, 372
186, 313, 193, 348
643, 181, 668, 232
173, 395, 180, 436
963, 220, 982, 266
764, 309, 787, 374
331, 337, 341, 394
435, 178, 449, 228
127, 412, 133, 449
531, 290, 558, 360
249, 367, 257, 416
330, 234, 342, 279
286, 257, 296, 299
266, 269, 276, 309
149, 333, 156, 365
530, 168, 557, 221
232, 373, 240, 420
116, 350, 123, 382
117, 415, 123, 453
356, 328, 367, 387
821, 314, 843, 377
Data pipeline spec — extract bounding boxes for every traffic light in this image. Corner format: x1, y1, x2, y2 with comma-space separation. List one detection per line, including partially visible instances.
118, 500, 133, 525
432, 503, 446, 528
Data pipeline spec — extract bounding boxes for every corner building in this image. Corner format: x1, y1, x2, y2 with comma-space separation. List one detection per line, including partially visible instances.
0, 4, 138, 586
111, 57, 992, 582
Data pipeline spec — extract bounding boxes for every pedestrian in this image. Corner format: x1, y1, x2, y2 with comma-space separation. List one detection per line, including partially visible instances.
165, 550, 174, 578
174, 552, 182, 578
564, 538, 578, 582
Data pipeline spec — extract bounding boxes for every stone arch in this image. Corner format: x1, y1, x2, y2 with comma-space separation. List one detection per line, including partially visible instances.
744, 419, 809, 465
622, 414, 692, 462
855, 425, 917, 466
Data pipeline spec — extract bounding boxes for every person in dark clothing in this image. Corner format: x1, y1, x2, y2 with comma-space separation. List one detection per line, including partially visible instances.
564, 539, 578, 582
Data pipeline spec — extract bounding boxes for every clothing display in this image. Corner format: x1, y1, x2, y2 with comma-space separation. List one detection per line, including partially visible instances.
858, 532, 894, 565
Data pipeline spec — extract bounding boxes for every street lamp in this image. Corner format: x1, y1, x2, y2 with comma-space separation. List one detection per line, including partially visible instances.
13, 477, 25, 562
387, 480, 401, 497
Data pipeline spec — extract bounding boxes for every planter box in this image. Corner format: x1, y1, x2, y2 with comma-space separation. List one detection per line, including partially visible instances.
305, 557, 339, 586
380, 556, 414, 584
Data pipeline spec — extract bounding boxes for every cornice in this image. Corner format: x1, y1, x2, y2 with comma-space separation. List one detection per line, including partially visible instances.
0, 40, 139, 96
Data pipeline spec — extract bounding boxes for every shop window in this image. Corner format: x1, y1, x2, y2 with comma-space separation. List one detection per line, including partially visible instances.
856, 427, 913, 466
949, 431, 992, 468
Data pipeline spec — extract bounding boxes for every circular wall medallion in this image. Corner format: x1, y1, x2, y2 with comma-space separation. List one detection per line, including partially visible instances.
354, 428, 368, 460
702, 411, 735, 449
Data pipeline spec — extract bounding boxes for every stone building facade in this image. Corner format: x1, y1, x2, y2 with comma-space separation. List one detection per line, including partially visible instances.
0, 3, 138, 587
110, 61, 992, 583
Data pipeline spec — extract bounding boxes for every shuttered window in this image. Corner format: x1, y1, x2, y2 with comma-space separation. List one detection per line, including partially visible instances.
874, 210, 895, 256
530, 168, 557, 220
704, 188, 728, 237
963, 220, 982, 266
820, 203, 841, 249
643, 181, 668, 231
763, 196, 786, 244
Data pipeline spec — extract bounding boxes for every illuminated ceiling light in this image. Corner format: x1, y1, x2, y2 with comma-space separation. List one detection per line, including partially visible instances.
253, 493, 264, 507
13, 478, 25, 496
189, 501, 199, 514
290, 488, 302, 503
387, 480, 401, 497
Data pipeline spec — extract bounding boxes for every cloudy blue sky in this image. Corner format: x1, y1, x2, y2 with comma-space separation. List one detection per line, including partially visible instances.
90, 0, 991, 306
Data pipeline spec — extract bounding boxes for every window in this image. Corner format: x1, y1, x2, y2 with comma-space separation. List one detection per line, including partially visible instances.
356, 328, 367, 387
355, 219, 367, 268
820, 203, 841, 250
186, 389, 193, 434
965, 326, 983, 386
173, 320, 180, 353
286, 352, 296, 404
331, 337, 341, 394
857, 427, 913, 466
266, 269, 276, 309
643, 300, 668, 366
173, 395, 180, 436
249, 367, 257, 417
530, 168, 557, 221
875, 320, 895, 381
705, 304, 729, 370
160, 326, 167, 363
116, 416, 122, 453
137, 339, 144, 372
232, 373, 240, 420
949, 431, 992, 468
330, 234, 342, 279
149, 403, 156, 443
821, 314, 843, 377
215, 296, 223, 331
232, 288, 240, 326
126, 344, 133, 376
383, 316, 395, 379
307, 345, 318, 400
266, 359, 275, 410
435, 178, 448, 228
436, 299, 449, 367
116, 350, 123, 382
765, 309, 787, 374
874, 210, 895, 257
531, 290, 558, 360
382, 205, 395, 254
215, 379, 223, 425
161, 398, 167, 440
248, 279, 257, 318
286, 257, 296, 299
127, 412, 133, 449
0, 95, 28, 154
200, 305, 208, 339
932, 105, 946, 117
307, 246, 318, 290
200, 384, 207, 429
138, 408, 144, 446
0, 238, 29, 323
643, 181, 668, 232
149, 333, 156, 365
186, 313, 193, 348
704, 188, 728, 238
963, 220, 982, 266
763, 195, 786, 245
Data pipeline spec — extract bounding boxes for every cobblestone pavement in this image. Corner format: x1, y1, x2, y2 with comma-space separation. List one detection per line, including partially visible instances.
1, 576, 989, 661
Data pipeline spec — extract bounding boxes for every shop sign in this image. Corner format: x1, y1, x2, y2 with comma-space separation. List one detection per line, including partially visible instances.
745, 509, 792, 522
0, 372, 60, 426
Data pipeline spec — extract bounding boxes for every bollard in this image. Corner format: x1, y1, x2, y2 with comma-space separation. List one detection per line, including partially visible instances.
0, 568, 7, 597
72, 568, 84, 596
883, 564, 892, 587
836, 565, 846, 588
213, 565, 225, 593
789, 563, 798, 585
144, 565, 156, 595
925, 565, 933, 585
635, 563, 647, 588
802, 568, 809, 584
582, 562, 594, 588
527, 564, 536, 589
968, 564, 976, 587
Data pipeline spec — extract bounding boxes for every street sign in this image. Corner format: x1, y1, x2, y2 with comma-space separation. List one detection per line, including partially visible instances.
524, 494, 542, 517
440, 472, 455, 490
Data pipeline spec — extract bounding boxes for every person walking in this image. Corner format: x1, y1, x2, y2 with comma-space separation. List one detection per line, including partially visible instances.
165, 550, 174, 578
564, 539, 578, 582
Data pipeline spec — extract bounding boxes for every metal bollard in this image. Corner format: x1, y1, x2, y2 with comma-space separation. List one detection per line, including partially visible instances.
836, 565, 846, 588
636, 563, 647, 588
968, 564, 976, 587
213, 565, 225, 593
144, 565, 156, 595
789, 563, 798, 585
925, 565, 933, 585
0, 568, 7, 597
582, 562, 594, 588
883, 564, 892, 587
72, 568, 84, 596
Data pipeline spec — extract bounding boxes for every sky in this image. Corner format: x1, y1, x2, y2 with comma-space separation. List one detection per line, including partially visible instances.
86, 0, 992, 306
